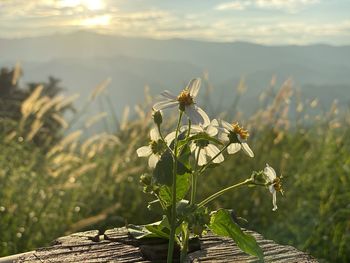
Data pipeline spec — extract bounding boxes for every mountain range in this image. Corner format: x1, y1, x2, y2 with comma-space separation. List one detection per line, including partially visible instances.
1, 31, 349, 119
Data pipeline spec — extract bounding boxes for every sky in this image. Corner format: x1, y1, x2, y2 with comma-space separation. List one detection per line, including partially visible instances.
0, 0, 349, 45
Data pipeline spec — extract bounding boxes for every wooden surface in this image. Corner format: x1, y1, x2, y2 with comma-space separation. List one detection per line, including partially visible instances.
15, 227, 317, 262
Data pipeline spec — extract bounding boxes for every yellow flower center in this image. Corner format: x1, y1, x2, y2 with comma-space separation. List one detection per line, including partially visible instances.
232, 122, 249, 140
177, 89, 194, 108
273, 177, 284, 194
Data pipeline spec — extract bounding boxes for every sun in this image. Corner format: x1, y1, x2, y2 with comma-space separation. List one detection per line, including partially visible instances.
60, 0, 110, 27
60, 0, 105, 11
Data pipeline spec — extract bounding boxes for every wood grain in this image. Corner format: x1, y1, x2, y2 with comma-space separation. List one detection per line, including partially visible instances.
15, 227, 317, 262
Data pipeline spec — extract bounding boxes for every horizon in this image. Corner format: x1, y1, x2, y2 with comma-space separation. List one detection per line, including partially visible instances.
0, 0, 350, 45
2, 29, 350, 48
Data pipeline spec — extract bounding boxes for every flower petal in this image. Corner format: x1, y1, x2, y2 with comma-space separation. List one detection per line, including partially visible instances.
218, 130, 229, 142
272, 191, 278, 211
184, 104, 201, 125
191, 125, 204, 133
198, 149, 208, 166
264, 164, 276, 182
227, 143, 241, 154
137, 146, 152, 157
150, 127, 161, 141
187, 78, 201, 98
153, 100, 178, 111
207, 144, 224, 163
241, 142, 254, 158
190, 142, 197, 153
206, 124, 218, 137
161, 90, 177, 100
211, 119, 219, 127
196, 106, 210, 126
164, 131, 176, 146
148, 154, 160, 168
221, 120, 233, 131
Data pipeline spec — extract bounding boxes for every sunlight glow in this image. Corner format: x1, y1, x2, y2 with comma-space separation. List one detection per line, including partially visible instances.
79, 15, 111, 27
60, 0, 105, 10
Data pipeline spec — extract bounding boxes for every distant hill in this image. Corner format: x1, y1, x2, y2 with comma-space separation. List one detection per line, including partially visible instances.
1, 31, 349, 118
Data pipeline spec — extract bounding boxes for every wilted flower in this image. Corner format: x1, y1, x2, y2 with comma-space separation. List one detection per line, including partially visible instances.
219, 120, 254, 157
153, 78, 210, 126
264, 164, 283, 211
190, 119, 224, 166
136, 128, 172, 168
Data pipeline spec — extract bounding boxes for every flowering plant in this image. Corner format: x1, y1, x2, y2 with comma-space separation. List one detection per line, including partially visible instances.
131, 78, 283, 262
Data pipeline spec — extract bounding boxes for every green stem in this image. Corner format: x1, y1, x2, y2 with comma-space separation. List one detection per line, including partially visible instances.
186, 119, 191, 138
198, 178, 253, 208
180, 223, 189, 263
155, 193, 167, 211
167, 111, 183, 263
179, 119, 192, 263
190, 148, 201, 205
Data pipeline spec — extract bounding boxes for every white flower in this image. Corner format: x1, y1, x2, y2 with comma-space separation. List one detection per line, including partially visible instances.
153, 78, 210, 126
264, 164, 283, 211
218, 120, 254, 158
189, 119, 224, 166
136, 128, 173, 168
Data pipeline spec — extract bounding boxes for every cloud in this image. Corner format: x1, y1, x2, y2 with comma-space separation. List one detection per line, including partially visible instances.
216, 2, 249, 11
255, 0, 319, 11
0, 0, 349, 45
215, 0, 319, 12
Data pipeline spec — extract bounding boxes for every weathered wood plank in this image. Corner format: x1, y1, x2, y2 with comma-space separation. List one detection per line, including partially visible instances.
15, 227, 317, 262
188, 232, 316, 263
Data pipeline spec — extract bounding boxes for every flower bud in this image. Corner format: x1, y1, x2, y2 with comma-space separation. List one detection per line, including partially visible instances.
152, 109, 163, 126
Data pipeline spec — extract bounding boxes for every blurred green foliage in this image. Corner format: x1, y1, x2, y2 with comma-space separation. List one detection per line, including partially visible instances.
0, 69, 349, 262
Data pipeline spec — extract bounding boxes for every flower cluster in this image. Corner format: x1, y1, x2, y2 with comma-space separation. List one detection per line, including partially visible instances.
134, 78, 284, 262
138, 79, 255, 166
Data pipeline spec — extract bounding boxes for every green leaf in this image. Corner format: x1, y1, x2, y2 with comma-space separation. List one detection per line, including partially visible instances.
177, 143, 192, 175
145, 217, 170, 239
153, 147, 191, 186
145, 225, 169, 239
153, 150, 173, 186
177, 139, 189, 150
128, 224, 161, 239
209, 209, 264, 260
178, 143, 190, 163
189, 132, 223, 146
177, 160, 192, 175
159, 173, 191, 206
128, 218, 170, 240
168, 131, 188, 149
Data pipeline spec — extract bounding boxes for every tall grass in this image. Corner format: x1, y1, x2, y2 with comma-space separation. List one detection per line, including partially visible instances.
0, 77, 349, 262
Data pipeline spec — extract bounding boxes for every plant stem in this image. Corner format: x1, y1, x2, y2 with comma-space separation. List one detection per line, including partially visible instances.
198, 178, 253, 208
180, 223, 189, 263
179, 119, 193, 263
186, 119, 191, 138
167, 111, 183, 263
190, 148, 201, 205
